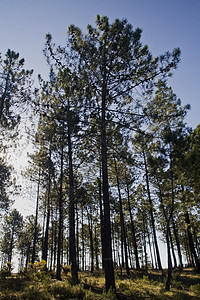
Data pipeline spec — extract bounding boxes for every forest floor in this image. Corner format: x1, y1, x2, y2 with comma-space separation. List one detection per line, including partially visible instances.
0, 267, 200, 299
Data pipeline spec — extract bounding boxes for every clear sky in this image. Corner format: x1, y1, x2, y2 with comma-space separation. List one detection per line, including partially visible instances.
1, 0, 199, 268
1, 0, 199, 128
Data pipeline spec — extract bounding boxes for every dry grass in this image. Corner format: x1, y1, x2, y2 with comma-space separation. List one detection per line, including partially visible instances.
0, 268, 199, 299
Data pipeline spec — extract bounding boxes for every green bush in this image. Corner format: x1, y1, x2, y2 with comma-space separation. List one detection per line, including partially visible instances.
0, 262, 12, 279
189, 283, 200, 296
171, 279, 184, 290
28, 260, 51, 282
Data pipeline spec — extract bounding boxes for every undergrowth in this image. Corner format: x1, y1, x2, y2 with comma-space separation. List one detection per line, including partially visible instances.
0, 264, 199, 299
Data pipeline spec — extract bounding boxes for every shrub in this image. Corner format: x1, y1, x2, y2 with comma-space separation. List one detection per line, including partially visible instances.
0, 262, 12, 279
61, 264, 71, 275
118, 282, 127, 292
49, 281, 85, 299
21, 284, 50, 299
28, 260, 51, 282
102, 287, 116, 300
84, 288, 96, 299
189, 283, 200, 296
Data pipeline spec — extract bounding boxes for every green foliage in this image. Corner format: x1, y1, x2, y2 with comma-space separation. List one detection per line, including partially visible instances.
84, 288, 95, 299
102, 287, 116, 299
22, 284, 50, 299
0, 49, 33, 129
185, 124, 200, 195
114, 270, 119, 280
28, 260, 51, 282
0, 209, 23, 263
0, 262, 12, 279
48, 281, 85, 298
0, 157, 12, 210
189, 283, 200, 296
29, 259, 47, 272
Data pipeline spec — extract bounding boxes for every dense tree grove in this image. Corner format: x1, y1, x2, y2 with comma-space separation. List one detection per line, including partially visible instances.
0, 16, 199, 293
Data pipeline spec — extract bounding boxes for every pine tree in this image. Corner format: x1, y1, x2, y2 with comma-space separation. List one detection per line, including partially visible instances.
0, 49, 33, 129
67, 15, 180, 291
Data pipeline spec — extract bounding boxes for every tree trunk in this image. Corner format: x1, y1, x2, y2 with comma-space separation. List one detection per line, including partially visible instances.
76, 203, 79, 271
143, 149, 162, 270
121, 224, 124, 268
115, 159, 130, 277
147, 230, 154, 269
126, 183, 140, 269
185, 211, 200, 273
193, 229, 200, 258
98, 173, 106, 270
54, 209, 58, 272
142, 212, 148, 269
127, 238, 133, 269
94, 226, 99, 270
172, 218, 183, 269
81, 206, 84, 271
101, 80, 115, 291
50, 218, 54, 271
152, 234, 158, 269
67, 106, 78, 283
9, 224, 15, 263
160, 155, 175, 291
56, 143, 64, 281
32, 168, 41, 264
25, 244, 30, 268
165, 222, 173, 291
42, 169, 51, 263
169, 226, 177, 267
87, 211, 94, 273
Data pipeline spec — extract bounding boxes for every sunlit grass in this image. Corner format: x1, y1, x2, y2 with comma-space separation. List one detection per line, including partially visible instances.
0, 268, 199, 299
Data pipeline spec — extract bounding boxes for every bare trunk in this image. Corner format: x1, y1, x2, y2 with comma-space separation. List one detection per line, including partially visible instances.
101, 80, 115, 291
114, 159, 130, 277
53, 209, 58, 271
81, 206, 84, 271
67, 104, 78, 283
185, 212, 200, 273
172, 218, 183, 269
142, 212, 148, 269
165, 222, 173, 291
42, 160, 51, 263
126, 183, 140, 269
147, 230, 154, 269
99, 174, 105, 270
9, 225, 15, 263
56, 143, 64, 281
94, 226, 99, 270
87, 211, 94, 273
25, 244, 30, 268
76, 203, 79, 271
143, 149, 162, 270
169, 226, 177, 267
32, 169, 41, 264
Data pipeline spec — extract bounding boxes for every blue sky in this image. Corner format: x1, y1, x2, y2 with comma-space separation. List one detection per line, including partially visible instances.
1, 0, 200, 129
1, 0, 199, 128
